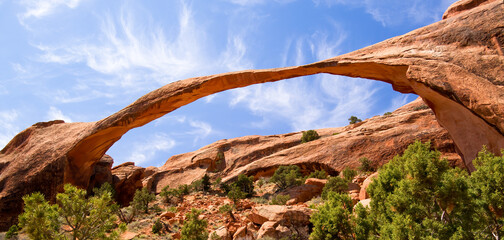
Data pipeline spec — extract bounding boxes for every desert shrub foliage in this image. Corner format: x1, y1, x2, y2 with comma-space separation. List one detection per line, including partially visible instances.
18, 184, 123, 240
310, 141, 504, 239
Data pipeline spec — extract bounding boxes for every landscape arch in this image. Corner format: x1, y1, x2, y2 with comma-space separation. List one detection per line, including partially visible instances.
0, 0, 502, 230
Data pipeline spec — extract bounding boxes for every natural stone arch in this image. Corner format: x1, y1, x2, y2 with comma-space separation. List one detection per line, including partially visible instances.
67, 0, 504, 186
0, 0, 502, 230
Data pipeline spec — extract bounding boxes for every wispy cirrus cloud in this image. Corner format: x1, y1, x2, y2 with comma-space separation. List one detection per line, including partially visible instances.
122, 117, 215, 166
313, 0, 457, 26
386, 94, 411, 113
226, 0, 296, 6
33, 1, 253, 94
188, 120, 212, 141
46, 106, 72, 122
166, 116, 215, 145
18, 0, 82, 24
127, 133, 176, 166
0, 110, 21, 148
229, 25, 379, 130
50, 88, 114, 104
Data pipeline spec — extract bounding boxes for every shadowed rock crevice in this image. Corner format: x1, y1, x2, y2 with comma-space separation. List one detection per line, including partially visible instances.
0, 0, 502, 230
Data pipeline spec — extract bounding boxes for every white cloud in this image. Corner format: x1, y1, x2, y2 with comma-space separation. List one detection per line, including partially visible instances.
220, 36, 254, 71
33, 2, 253, 93
50, 89, 114, 104
46, 106, 72, 122
10, 62, 49, 84
231, 80, 324, 130
204, 94, 217, 103
19, 0, 82, 20
229, 26, 376, 131
188, 120, 213, 144
127, 133, 176, 165
226, 0, 296, 6
157, 115, 214, 144
227, 0, 266, 5
0, 110, 20, 149
386, 94, 410, 113
314, 0, 458, 26
36, 45, 81, 64
318, 75, 377, 125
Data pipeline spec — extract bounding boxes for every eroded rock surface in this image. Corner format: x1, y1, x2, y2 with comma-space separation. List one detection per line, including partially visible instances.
280, 178, 328, 205
359, 172, 379, 201
0, 0, 502, 230
153, 99, 460, 190
248, 205, 313, 239
87, 154, 114, 193
111, 162, 145, 206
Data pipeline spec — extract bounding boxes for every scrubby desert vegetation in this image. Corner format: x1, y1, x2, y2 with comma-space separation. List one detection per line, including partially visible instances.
5, 140, 504, 240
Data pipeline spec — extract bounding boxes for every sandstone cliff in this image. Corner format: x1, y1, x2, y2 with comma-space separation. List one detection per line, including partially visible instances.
0, 0, 502, 230
149, 98, 461, 192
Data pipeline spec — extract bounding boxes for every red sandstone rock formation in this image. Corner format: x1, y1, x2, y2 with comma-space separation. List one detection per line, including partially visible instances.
111, 162, 145, 206
281, 178, 328, 205
359, 172, 379, 201
248, 205, 314, 239
150, 99, 461, 192
442, 0, 500, 19
0, 0, 502, 230
227, 99, 461, 183
87, 154, 114, 193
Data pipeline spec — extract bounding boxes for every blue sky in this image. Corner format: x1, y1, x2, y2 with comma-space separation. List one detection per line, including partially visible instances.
0, 0, 456, 167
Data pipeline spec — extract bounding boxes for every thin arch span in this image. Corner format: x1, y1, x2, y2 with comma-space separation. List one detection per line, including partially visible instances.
63, 0, 504, 188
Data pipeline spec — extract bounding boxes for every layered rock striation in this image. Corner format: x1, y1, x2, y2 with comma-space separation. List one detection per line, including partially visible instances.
150, 98, 461, 191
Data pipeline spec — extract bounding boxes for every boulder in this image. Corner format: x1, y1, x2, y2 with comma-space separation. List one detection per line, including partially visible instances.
275, 225, 293, 239
349, 190, 360, 205
87, 154, 114, 192
359, 172, 379, 201
280, 184, 323, 205
120, 231, 138, 240
160, 211, 176, 220
111, 162, 145, 206
247, 205, 313, 226
256, 221, 278, 239
348, 182, 360, 192
356, 199, 372, 209
280, 178, 329, 205
210, 226, 231, 240
232, 223, 257, 240
305, 178, 327, 187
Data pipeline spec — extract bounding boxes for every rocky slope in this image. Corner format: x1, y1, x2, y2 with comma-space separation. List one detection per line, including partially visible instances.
0, 0, 502, 230
147, 98, 461, 193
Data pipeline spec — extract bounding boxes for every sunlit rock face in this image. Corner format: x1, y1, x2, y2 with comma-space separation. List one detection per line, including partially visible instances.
0, 0, 502, 230
151, 99, 462, 193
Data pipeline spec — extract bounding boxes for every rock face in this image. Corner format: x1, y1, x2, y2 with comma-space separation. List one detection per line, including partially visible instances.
442, 0, 499, 19
279, 178, 328, 205
151, 98, 461, 190
111, 162, 145, 206
359, 172, 379, 201
0, 0, 502, 230
248, 205, 314, 239
87, 154, 114, 193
